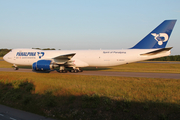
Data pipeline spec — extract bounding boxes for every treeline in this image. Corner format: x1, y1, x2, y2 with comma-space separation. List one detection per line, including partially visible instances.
0, 49, 11, 57
0, 48, 58, 57
32, 48, 57, 50
148, 55, 180, 61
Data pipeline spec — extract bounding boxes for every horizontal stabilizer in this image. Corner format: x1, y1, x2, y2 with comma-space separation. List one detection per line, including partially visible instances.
140, 47, 172, 56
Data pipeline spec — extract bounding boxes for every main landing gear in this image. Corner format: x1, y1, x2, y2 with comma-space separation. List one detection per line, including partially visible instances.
69, 69, 83, 73
69, 67, 83, 73
58, 66, 83, 73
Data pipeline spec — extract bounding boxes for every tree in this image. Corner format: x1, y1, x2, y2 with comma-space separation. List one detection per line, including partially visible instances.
0, 49, 11, 57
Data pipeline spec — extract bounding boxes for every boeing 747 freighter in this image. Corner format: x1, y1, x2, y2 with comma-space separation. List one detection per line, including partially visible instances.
3, 20, 177, 73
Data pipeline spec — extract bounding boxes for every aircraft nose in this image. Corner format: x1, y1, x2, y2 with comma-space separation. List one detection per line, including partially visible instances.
3, 54, 8, 61
3, 53, 12, 62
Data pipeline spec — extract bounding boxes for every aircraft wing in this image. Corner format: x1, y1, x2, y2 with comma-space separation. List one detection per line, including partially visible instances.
52, 53, 76, 64
140, 47, 172, 56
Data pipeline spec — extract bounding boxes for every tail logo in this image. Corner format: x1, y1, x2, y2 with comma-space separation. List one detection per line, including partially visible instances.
151, 33, 169, 45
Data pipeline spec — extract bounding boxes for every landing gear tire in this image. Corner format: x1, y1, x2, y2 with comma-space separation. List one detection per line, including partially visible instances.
74, 69, 78, 73
70, 69, 79, 73
70, 70, 74, 73
14, 67, 19, 70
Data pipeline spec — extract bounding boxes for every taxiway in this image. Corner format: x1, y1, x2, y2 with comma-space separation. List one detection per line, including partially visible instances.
0, 68, 180, 79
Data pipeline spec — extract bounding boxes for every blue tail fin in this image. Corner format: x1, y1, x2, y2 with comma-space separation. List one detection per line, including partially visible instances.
131, 20, 177, 49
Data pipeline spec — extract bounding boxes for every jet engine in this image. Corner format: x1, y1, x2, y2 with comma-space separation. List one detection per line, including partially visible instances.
32, 60, 58, 71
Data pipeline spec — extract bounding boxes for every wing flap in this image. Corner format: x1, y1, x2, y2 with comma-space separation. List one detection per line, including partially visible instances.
53, 53, 76, 64
140, 47, 172, 56
53, 53, 76, 59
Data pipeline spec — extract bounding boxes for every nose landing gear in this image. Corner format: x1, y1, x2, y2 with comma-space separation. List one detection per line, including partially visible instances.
14, 67, 19, 70
13, 64, 19, 70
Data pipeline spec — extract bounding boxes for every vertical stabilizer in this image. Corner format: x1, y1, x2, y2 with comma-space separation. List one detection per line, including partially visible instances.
131, 20, 176, 49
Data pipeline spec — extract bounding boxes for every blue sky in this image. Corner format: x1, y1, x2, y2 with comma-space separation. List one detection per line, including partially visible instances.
0, 0, 180, 54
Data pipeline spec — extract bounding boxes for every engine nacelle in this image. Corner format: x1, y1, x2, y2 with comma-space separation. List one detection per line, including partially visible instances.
32, 60, 57, 71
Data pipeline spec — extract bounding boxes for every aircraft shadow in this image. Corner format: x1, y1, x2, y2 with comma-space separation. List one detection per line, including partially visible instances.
17, 66, 110, 72
16, 66, 32, 69
82, 67, 110, 71
0, 81, 179, 120
32, 70, 51, 73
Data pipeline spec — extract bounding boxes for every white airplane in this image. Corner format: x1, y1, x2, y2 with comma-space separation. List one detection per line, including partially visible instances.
3, 20, 177, 73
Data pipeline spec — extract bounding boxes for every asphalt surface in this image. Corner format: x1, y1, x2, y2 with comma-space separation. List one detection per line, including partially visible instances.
0, 68, 180, 79
76, 71, 180, 79
0, 104, 55, 120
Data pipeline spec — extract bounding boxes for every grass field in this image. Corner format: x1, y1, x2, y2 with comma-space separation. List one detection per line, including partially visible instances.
0, 71, 180, 120
0, 57, 180, 119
